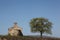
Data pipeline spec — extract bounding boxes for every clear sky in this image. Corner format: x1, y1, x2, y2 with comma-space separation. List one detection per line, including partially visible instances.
0, 0, 60, 37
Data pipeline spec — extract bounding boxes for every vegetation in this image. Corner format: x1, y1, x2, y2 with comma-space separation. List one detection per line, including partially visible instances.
0, 35, 60, 40
30, 17, 52, 37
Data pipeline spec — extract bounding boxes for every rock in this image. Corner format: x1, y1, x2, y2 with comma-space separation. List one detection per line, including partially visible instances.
8, 22, 23, 36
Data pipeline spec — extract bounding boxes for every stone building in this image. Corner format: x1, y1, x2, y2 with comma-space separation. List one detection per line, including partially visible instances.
8, 22, 23, 36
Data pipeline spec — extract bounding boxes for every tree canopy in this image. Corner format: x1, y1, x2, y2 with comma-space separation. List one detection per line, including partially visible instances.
30, 17, 52, 37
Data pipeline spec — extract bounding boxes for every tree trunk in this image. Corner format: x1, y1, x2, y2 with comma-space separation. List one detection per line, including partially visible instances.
40, 31, 42, 38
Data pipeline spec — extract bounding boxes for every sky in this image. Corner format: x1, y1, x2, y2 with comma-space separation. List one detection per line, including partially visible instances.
0, 0, 60, 38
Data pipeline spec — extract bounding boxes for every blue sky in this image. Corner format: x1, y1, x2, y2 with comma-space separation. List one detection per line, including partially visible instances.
0, 0, 60, 37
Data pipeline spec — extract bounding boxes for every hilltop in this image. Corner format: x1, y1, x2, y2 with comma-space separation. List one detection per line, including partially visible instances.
0, 35, 60, 40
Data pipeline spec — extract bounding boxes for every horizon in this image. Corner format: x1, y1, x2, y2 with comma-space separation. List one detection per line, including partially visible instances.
0, 0, 60, 38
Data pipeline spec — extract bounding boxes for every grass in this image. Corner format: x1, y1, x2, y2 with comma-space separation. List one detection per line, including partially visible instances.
0, 35, 60, 40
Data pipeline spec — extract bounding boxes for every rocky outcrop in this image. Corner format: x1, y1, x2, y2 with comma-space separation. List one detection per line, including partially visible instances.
8, 22, 23, 36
